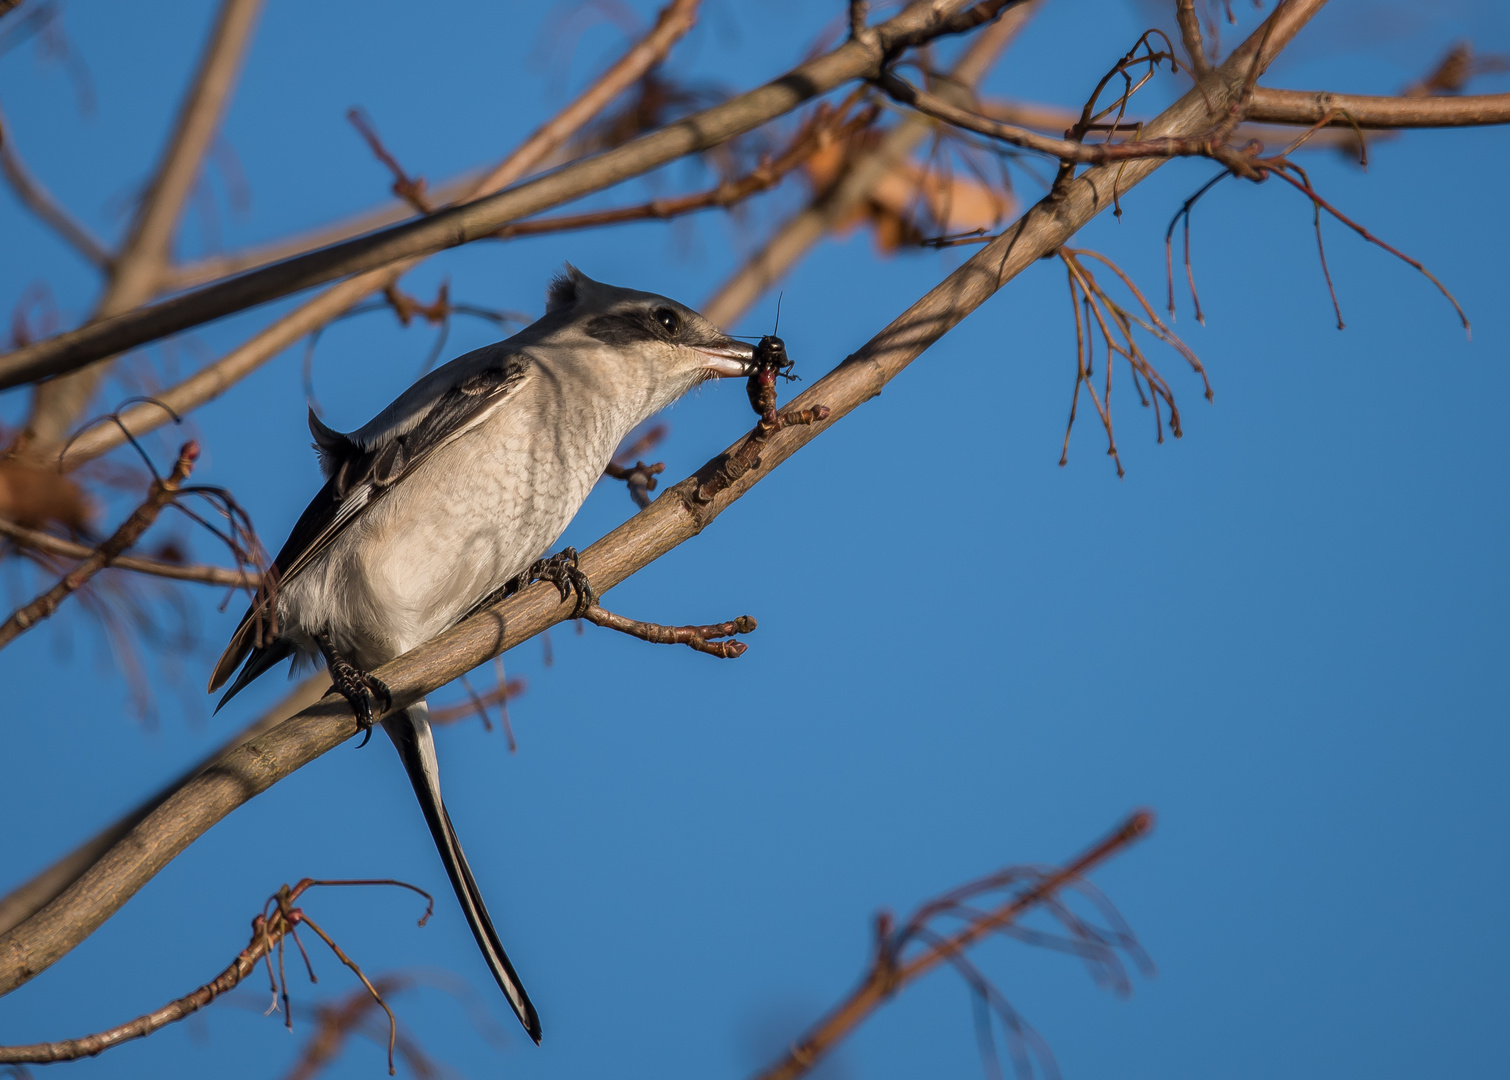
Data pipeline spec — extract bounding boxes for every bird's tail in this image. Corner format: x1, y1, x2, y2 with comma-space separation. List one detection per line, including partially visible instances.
383, 702, 541, 1043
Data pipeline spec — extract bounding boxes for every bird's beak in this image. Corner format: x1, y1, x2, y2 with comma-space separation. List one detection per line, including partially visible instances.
697, 341, 756, 378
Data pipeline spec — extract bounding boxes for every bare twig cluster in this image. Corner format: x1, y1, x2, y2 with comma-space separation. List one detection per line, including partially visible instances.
0, 878, 434, 1073
1058, 247, 1207, 477
753, 811, 1155, 1080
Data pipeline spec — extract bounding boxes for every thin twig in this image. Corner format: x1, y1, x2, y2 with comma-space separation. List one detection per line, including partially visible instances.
493, 102, 877, 240
0, 877, 430, 1069
0, 442, 199, 649
583, 606, 755, 658
751, 811, 1154, 1080
0, 515, 260, 587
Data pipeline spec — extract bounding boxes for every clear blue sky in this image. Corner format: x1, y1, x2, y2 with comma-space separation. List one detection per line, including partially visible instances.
2, 2, 1508, 1078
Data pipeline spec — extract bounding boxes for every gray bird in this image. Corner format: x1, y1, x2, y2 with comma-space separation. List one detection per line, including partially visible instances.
209, 266, 755, 1042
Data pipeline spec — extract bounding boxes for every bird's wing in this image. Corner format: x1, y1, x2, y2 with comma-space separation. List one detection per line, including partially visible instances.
209, 350, 531, 696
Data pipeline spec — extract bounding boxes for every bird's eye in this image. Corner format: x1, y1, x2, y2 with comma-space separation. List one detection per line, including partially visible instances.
653, 307, 680, 336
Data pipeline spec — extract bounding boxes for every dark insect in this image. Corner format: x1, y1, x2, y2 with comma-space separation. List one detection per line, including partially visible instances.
753, 334, 792, 376
746, 334, 798, 419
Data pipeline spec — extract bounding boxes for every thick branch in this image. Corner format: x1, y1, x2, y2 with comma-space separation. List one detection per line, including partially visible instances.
56, 0, 704, 469
1248, 86, 1510, 128
0, 0, 1017, 391
0, 0, 1327, 1000
160, 173, 483, 293
0, 674, 324, 937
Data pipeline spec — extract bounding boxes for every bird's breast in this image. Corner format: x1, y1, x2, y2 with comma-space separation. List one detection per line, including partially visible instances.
282, 392, 624, 666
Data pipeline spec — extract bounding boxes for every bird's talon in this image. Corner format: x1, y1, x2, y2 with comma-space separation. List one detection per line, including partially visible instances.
527, 546, 596, 618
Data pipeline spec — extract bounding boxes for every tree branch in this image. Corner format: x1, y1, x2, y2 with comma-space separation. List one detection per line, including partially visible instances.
752, 810, 1153, 1080
0, 442, 198, 649
55, 0, 705, 470
1175, 0, 1209, 75
1247, 86, 1510, 127
16, 0, 264, 452
0, 99, 113, 271
492, 98, 876, 240
0, 0, 1328, 1001
702, 0, 1040, 327
0, 0, 1019, 392
0, 674, 324, 937
160, 172, 484, 293
0, 515, 260, 587
0, 877, 431, 1068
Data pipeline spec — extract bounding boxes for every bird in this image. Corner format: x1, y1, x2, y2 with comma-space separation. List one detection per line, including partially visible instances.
208, 265, 756, 1043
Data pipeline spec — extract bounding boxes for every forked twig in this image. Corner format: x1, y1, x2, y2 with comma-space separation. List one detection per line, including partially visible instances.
0, 442, 199, 648
0, 878, 433, 1071
584, 606, 755, 658
1059, 248, 1208, 477
751, 811, 1154, 1080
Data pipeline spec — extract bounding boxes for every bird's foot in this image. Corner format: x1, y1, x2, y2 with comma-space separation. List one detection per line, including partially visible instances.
517, 546, 596, 618
314, 630, 392, 748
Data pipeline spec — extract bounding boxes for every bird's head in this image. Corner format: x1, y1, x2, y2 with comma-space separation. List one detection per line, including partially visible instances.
541, 264, 755, 410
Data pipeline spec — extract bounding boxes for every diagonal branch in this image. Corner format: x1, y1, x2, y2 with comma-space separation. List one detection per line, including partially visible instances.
752, 810, 1153, 1080
0, 877, 431, 1069
0, 0, 1329, 1001
0, 442, 199, 649
702, 0, 1041, 327
160, 171, 484, 293
492, 99, 877, 240
0, 674, 324, 937
0, 0, 1021, 392
55, 0, 705, 470
0, 100, 113, 271
17, 0, 265, 453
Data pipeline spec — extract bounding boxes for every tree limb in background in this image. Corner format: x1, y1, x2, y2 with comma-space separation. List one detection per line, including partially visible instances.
15, 0, 265, 453
0, 0, 1329, 1000
0, 879, 434, 1073
1246, 87, 1510, 127
161, 171, 483, 293
0, 0, 1021, 392
0, 100, 113, 271
753, 810, 1154, 1080
55, 0, 706, 470
0, 674, 325, 937
0, 515, 260, 587
702, 0, 1041, 327
0, 442, 200, 648
492, 95, 877, 239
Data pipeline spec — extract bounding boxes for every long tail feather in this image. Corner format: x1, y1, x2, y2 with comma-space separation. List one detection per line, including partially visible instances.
384, 702, 541, 1042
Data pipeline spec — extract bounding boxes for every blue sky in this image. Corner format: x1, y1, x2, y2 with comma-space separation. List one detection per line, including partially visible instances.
2, 2, 1508, 1078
